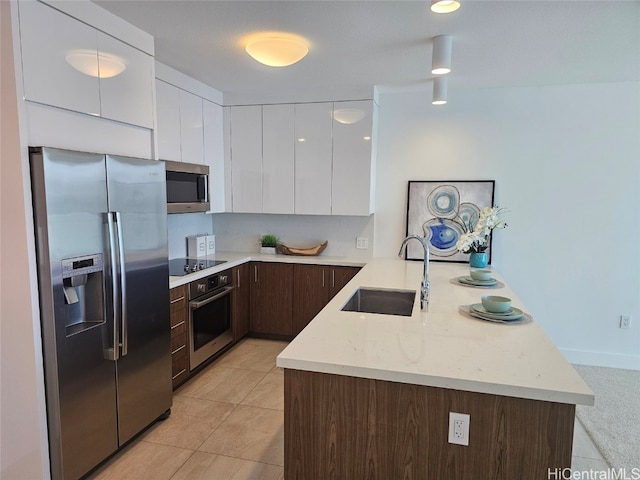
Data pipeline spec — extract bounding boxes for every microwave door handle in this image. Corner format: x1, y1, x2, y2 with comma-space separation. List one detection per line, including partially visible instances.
189, 286, 234, 309
115, 212, 128, 356
203, 174, 209, 203
106, 213, 119, 361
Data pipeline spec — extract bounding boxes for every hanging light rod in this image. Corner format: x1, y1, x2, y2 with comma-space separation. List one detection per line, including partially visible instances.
431, 0, 461, 14
432, 76, 448, 105
431, 35, 452, 75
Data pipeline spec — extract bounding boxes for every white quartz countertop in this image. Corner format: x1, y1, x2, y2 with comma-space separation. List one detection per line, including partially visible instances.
169, 251, 367, 289
276, 258, 595, 406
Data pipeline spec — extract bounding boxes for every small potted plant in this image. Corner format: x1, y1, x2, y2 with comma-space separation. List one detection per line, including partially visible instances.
259, 234, 280, 255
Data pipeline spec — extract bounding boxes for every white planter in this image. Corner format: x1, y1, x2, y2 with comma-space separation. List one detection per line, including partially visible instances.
260, 246, 276, 255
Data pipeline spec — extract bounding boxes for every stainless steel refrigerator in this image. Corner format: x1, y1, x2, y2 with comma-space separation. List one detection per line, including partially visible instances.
30, 147, 172, 480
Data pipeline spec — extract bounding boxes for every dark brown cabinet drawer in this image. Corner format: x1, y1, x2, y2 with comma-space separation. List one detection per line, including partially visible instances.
171, 332, 187, 355
170, 320, 186, 338
171, 354, 188, 385
170, 284, 189, 388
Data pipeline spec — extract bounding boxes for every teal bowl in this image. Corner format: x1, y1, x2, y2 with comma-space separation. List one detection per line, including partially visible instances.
481, 295, 512, 313
470, 269, 492, 281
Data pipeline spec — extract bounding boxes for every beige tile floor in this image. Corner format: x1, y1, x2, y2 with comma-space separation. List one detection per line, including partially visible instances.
89, 338, 608, 479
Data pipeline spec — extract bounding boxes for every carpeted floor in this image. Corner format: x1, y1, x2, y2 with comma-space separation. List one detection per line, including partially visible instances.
573, 364, 640, 471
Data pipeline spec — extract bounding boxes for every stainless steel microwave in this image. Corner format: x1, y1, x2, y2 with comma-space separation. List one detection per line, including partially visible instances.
164, 160, 210, 214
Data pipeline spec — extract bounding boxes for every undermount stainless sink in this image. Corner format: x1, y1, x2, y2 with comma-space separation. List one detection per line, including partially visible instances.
341, 287, 416, 317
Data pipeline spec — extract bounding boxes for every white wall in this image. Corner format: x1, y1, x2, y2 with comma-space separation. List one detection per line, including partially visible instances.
1, 2, 50, 478
213, 213, 374, 258
374, 82, 640, 369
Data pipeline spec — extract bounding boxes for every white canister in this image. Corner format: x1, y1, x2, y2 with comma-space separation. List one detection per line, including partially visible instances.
187, 235, 207, 257
206, 235, 216, 256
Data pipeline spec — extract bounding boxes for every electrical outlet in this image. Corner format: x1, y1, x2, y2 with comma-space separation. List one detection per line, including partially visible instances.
620, 315, 631, 329
448, 412, 470, 446
356, 237, 369, 249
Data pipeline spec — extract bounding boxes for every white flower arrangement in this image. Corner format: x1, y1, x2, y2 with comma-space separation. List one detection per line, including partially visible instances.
456, 206, 508, 254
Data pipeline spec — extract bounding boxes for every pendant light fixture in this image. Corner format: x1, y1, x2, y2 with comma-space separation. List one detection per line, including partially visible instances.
431, 35, 452, 75
430, 0, 460, 13
432, 77, 448, 105
245, 32, 309, 67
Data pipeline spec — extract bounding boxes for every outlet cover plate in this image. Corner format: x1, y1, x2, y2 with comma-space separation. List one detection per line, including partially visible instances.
448, 412, 470, 446
356, 237, 369, 249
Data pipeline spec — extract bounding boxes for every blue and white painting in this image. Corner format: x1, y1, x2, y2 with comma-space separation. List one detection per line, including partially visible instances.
405, 180, 495, 263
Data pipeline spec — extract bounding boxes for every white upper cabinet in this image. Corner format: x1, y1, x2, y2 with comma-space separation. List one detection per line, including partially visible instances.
97, 32, 153, 129
18, 0, 153, 128
331, 100, 374, 216
294, 103, 333, 215
262, 104, 294, 214
179, 90, 204, 164
203, 100, 228, 213
156, 80, 181, 161
19, 0, 101, 116
230, 106, 263, 213
155, 80, 204, 164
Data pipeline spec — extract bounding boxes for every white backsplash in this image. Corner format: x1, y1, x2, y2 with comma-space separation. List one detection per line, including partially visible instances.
167, 212, 215, 259
212, 213, 374, 258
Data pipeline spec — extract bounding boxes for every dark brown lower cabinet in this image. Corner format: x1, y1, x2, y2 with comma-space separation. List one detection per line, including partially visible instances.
292, 264, 329, 336
292, 264, 361, 336
329, 265, 360, 299
284, 369, 575, 480
250, 262, 294, 337
232, 263, 250, 341
169, 285, 189, 389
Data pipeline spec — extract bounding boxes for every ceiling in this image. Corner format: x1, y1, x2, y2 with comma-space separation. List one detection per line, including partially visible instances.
93, 0, 640, 105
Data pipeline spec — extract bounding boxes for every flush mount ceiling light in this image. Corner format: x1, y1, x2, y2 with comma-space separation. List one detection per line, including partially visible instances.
244, 32, 309, 67
65, 50, 126, 79
333, 108, 366, 125
430, 0, 460, 13
431, 35, 452, 75
432, 76, 448, 105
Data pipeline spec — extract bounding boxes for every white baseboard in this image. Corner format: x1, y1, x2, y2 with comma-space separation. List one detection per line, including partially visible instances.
562, 348, 640, 370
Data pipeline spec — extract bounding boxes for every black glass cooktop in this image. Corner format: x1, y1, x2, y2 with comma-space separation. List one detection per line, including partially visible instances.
169, 258, 227, 276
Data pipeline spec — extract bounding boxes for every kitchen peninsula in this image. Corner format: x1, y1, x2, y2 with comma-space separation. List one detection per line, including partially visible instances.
276, 259, 594, 480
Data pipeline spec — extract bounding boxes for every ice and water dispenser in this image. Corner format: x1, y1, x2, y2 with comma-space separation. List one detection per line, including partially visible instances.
61, 253, 105, 336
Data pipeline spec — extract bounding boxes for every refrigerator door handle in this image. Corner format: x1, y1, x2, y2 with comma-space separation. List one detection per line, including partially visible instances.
114, 212, 128, 357
106, 212, 120, 361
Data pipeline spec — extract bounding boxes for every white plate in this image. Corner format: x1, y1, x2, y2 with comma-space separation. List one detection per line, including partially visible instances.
470, 303, 524, 321
458, 276, 497, 286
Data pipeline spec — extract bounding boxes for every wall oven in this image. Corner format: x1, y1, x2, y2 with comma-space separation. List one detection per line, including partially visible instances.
188, 270, 233, 370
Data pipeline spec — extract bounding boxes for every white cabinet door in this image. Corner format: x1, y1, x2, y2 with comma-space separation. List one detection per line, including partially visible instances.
156, 80, 181, 161
230, 106, 263, 213
179, 90, 204, 164
203, 100, 228, 212
331, 100, 374, 215
98, 32, 154, 129
294, 103, 333, 215
262, 104, 294, 214
19, 0, 101, 116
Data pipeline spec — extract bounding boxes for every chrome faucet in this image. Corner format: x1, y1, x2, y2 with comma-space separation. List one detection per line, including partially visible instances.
398, 234, 430, 311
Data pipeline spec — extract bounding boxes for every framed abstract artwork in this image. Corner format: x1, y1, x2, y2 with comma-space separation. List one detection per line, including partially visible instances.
404, 180, 495, 263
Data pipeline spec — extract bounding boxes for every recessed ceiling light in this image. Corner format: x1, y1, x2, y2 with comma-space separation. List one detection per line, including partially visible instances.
297, 138, 306, 142
245, 32, 309, 67
65, 50, 126, 78
430, 0, 460, 14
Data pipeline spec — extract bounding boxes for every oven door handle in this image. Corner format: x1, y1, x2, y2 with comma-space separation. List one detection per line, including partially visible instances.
189, 286, 234, 309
